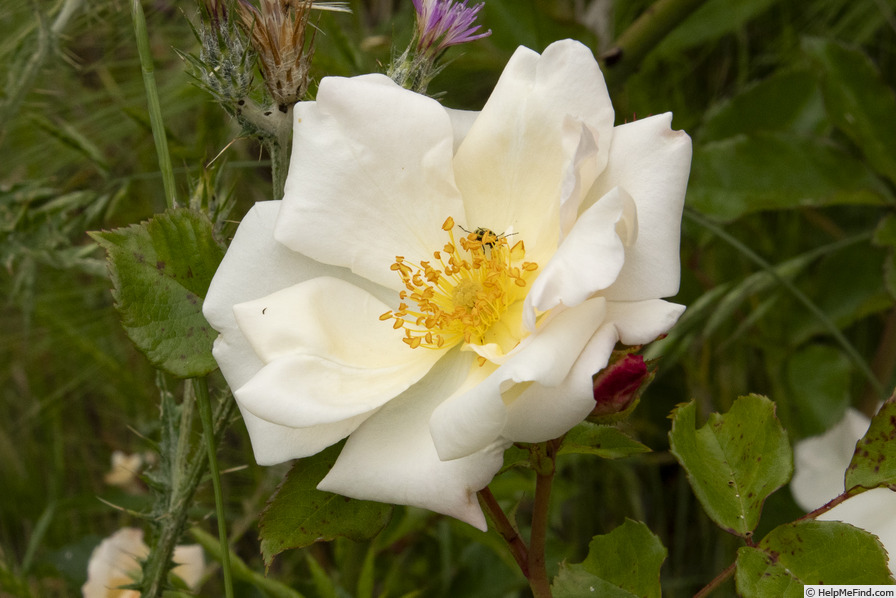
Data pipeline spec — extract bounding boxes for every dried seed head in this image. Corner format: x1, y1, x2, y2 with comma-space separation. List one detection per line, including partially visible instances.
237, 0, 316, 108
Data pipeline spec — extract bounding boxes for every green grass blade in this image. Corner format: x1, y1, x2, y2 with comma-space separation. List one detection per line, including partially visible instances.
130, 0, 177, 209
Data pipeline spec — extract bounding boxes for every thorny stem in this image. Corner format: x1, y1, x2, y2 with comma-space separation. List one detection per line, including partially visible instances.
141, 380, 196, 598
477, 487, 529, 577
141, 382, 235, 598
528, 440, 559, 598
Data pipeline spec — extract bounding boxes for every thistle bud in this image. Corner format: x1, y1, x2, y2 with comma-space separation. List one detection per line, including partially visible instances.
412, 0, 491, 56
185, 0, 256, 106
388, 0, 491, 93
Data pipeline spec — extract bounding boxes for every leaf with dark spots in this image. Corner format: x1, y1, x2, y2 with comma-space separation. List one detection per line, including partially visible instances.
669, 395, 792, 537
845, 396, 896, 491
735, 520, 893, 595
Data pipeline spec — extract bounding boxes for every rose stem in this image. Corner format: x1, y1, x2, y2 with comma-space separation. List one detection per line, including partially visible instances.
528, 440, 559, 598
478, 487, 529, 577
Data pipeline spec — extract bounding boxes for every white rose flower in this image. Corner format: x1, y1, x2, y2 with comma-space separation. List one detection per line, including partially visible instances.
791, 408, 896, 575
203, 39, 691, 529
81, 528, 205, 597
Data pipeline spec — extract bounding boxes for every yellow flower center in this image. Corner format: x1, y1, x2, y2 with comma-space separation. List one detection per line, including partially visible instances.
380, 217, 539, 352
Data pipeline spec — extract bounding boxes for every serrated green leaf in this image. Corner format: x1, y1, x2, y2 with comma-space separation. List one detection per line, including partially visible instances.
688, 133, 890, 221
845, 396, 896, 491
735, 520, 894, 596
552, 520, 665, 598
669, 395, 792, 537
580, 519, 666, 598
90, 208, 225, 378
559, 423, 651, 460
804, 38, 896, 186
551, 563, 636, 598
259, 444, 393, 567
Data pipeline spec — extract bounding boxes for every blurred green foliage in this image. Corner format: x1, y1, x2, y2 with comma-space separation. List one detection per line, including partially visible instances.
1, 0, 895, 596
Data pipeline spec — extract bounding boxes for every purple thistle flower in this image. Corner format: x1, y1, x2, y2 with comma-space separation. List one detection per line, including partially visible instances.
412, 0, 491, 55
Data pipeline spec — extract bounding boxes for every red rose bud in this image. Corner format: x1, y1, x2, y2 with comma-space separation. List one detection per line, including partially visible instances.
591, 354, 650, 419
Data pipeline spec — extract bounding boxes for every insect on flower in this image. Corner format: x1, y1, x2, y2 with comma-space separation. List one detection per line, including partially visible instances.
459, 225, 516, 249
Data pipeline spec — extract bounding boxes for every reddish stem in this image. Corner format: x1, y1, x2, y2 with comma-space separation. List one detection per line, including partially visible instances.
477, 487, 529, 577
694, 561, 736, 598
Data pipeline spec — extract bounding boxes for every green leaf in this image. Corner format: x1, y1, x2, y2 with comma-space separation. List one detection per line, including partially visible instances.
552, 520, 665, 598
785, 345, 851, 438
687, 132, 890, 221
804, 38, 896, 186
701, 69, 823, 142
559, 422, 651, 460
552, 564, 636, 598
89, 208, 225, 378
581, 520, 666, 598
259, 444, 393, 567
668, 395, 792, 537
655, 0, 778, 55
845, 396, 896, 492
498, 444, 530, 474
735, 520, 894, 596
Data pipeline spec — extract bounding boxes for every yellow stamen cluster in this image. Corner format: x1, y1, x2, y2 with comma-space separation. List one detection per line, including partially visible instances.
380, 217, 539, 350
